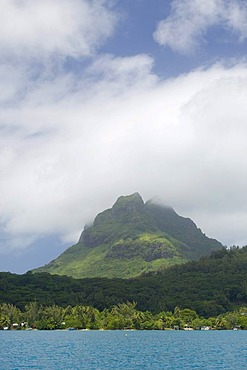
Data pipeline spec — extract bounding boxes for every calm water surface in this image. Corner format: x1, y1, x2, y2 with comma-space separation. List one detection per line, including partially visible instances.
0, 330, 246, 369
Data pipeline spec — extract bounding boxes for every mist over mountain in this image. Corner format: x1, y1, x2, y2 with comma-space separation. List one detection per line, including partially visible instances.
34, 193, 222, 278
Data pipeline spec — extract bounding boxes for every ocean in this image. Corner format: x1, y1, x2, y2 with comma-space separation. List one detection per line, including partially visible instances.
0, 330, 246, 369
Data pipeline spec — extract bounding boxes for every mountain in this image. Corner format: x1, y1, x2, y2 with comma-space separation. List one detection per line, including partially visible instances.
34, 193, 223, 278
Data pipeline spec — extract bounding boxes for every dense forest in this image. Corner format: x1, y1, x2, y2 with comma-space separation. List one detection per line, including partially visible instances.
0, 247, 246, 318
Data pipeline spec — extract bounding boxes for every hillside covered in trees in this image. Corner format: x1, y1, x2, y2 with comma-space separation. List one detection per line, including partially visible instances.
0, 246, 246, 318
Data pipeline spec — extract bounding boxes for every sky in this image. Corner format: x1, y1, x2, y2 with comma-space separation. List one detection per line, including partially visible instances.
1, 0, 247, 273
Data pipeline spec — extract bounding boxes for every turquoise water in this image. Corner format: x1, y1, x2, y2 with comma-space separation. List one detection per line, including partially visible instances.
0, 330, 246, 369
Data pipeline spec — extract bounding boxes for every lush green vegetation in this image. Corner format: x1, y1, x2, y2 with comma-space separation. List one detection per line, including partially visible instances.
107, 233, 181, 260
1, 247, 246, 317
33, 193, 222, 278
33, 242, 186, 279
0, 302, 246, 330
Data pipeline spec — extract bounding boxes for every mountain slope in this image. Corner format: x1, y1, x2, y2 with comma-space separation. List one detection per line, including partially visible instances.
34, 193, 223, 278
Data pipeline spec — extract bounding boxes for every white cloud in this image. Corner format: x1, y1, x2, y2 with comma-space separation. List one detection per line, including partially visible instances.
88, 54, 155, 79
1, 56, 247, 252
154, 0, 247, 54
0, 0, 117, 59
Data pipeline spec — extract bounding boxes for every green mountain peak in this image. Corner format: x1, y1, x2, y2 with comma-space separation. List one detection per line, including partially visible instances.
112, 192, 144, 215
34, 193, 223, 279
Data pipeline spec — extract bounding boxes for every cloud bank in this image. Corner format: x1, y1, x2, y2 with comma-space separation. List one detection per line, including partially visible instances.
154, 0, 247, 53
1, 57, 247, 251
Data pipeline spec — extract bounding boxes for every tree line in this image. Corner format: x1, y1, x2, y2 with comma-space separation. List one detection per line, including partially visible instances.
0, 302, 247, 331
